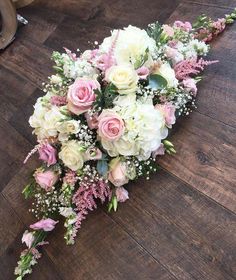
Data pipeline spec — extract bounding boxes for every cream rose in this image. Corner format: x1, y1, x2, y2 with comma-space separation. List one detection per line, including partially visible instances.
105, 65, 138, 95
57, 120, 80, 141
59, 140, 84, 171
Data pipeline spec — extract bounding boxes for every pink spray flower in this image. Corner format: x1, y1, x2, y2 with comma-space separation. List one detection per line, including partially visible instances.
30, 218, 58, 232
136, 66, 150, 79
162, 24, 175, 37
174, 21, 192, 32
38, 143, 57, 166
35, 170, 59, 192
67, 79, 100, 115
155, 103, 176, 128
22, 230, 35, 248
115, 187, 129, 202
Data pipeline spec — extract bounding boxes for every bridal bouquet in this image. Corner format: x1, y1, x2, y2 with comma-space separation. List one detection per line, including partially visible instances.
15, 10, 236, 279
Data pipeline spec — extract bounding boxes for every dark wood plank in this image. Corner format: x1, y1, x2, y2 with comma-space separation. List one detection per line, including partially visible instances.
0, 38, 53, 88
0, 66, 35, 121
17, 6, 65, 44
183, 0, 236, 9
9, 88, 42, 144
0, 194, 24, 255
33, 0, 180, 26
0, 119, 32, 191
107, 170, 236, 280
159, 111, 236, 213
46, 209, 175, 280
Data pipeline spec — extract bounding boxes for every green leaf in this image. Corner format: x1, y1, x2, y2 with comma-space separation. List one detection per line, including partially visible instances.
148, 74, 167, 90
97, 160, 108, 176
22, 182, 36, 199
112, 196, 118, 212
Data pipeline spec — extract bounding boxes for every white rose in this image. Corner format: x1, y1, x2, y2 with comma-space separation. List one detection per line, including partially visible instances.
43, 106, 67, 138
106, 65, 138, 95
59, 140, 84, 171
57, 120, 80, 141
100, 25, 157, 66
154, 62, 178, 88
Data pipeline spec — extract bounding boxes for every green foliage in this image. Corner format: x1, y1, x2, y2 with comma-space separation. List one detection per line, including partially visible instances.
192, 14, 213, 30
225, 8, 236, 24
148, 74, 167, 90
134, 48, 149, 69
94, 83, 117, 110
108, 195, 118, 212
22, 181, 36, 199
146, 22, 163, 44
163, 140, 176, 155
97, 154, 108, 176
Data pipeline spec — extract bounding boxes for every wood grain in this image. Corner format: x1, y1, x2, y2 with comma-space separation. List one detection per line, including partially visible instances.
0, 0, 235, 279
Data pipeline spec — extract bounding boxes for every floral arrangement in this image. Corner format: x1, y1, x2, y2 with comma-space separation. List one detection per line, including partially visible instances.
15, 9, 236, 279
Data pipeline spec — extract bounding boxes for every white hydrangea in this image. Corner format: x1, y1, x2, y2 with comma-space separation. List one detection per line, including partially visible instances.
100, 25, 157, 67
62, 55, 98, 79
29, 99, 67, 139
101, 102, 168, 160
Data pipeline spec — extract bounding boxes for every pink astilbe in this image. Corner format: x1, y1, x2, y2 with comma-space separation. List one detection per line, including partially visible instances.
63, 170, 78, 186
97, 30, 120, 72
63, 47, 77, 61
50, 96, 67, 106
72, 177, 111, 230
174, 58, 218, 80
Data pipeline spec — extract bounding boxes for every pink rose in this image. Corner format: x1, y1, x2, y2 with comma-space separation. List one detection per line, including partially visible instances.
116, 187, 129, 202
35, 170, 59, 191
136, 66, 150, 80
85, 112, 99, 129
174, 21, 192, 32
30, 218, 58, 232
182, 78, 197, 96
38, 144, 57, 166
152, 143, 165, 158
156, 103, 176, 128
98, 110, 124, 141
108, 160, 129, 187
22, 230, 35, 248
67, 79, 100, 115
85, 147, 102, 161
162, 24, 174, 37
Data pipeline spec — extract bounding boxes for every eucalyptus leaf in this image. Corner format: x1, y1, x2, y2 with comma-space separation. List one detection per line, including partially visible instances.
97, 160, 108, 176
148, 74, 167, 90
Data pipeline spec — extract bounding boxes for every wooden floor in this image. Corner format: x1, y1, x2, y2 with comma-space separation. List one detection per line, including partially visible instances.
0, 0, 236, 279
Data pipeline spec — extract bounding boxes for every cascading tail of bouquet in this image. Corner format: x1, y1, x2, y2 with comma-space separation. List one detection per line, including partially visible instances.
14, 9, 236, 279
